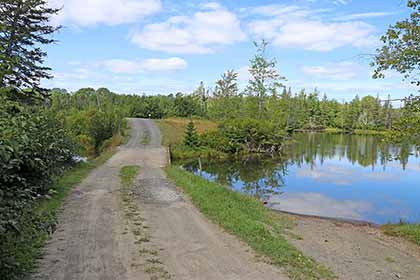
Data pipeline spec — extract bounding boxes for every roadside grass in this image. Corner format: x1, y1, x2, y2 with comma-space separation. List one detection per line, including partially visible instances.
4, 148, 116, 280
121, 119, 131, 145
382, 223, 420, 247
165, 166, 336, 280
155, 117, 217, 146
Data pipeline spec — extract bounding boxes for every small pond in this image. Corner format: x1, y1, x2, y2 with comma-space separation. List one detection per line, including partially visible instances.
181, 133, 420, 224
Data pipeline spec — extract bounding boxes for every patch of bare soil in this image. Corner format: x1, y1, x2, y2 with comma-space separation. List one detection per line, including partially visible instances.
285, 214, 420, 280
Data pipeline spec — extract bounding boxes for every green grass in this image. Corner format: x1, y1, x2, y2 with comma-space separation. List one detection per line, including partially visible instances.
1, 149, 117, 280
165, 166, 335, 280
120, 165, 141, 187
119, 166, 171, 279
141, 130, 151, 145
155, 117, 217, 146
382, 223, 420, 247
155, 118, 227, 160
121, 119, 131, 145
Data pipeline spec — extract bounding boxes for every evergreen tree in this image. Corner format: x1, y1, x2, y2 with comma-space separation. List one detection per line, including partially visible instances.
0, 0, 61, 96
184, 120, 200, 148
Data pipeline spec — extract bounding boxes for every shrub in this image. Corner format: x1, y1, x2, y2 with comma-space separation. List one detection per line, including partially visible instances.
65, 108, 124, 156
0, 96, 75, 275
201, 118, 287, 154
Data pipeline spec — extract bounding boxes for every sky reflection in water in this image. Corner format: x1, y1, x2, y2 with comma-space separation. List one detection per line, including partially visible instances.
181, 133, 420, 224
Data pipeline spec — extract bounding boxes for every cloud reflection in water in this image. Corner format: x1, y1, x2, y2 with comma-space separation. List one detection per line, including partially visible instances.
268, 192, 372, 221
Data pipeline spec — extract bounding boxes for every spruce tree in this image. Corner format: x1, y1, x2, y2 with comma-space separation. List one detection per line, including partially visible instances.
0, 0, 61, 96
184, 120, 200, 148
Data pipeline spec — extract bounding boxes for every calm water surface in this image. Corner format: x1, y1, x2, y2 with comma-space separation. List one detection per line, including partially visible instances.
181, 133, 420, 224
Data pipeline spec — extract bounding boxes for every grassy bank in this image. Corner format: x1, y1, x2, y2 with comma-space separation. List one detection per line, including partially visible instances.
1, 146, 119, 280
382, 223, 420, 247
156, 117, 222, 160
155, 117, 216, 146
165, 166, 335, 280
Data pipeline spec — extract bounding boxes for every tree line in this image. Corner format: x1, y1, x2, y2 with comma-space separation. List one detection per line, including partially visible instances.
1, 0, 420, 278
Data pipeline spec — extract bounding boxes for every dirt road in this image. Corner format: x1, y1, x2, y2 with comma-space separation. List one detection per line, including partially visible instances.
32, 118, 287, 280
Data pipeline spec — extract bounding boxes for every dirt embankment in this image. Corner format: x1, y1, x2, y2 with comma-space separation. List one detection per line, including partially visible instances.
286, 214, 420, 280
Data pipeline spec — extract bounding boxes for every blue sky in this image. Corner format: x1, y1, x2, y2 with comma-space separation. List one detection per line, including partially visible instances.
42, 0, 417, 100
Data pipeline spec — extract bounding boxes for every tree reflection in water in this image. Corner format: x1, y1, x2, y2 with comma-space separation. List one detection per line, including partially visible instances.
181, 133, 418, 202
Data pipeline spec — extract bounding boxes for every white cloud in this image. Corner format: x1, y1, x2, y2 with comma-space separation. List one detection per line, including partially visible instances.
140, 57, 188, 72
333, 0, 349, 5
302, 61, 362, 80
248, 5, 378, 52
131, 3, 246, 53
334, 12, 394, 21
49, 0, 161, 26
201, 2, 222, 10
249, 4, 309, 17
103, 57, 187, 74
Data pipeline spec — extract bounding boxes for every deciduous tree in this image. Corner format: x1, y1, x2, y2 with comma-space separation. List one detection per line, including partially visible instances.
246, 40, 286, 119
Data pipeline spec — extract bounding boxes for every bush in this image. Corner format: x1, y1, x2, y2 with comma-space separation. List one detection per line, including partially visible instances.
0, 96, 75, 275
201, 118, 287, 154
65, 108, 124, 156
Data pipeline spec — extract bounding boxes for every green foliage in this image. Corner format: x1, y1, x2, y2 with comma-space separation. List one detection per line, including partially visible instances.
0, 95, 79, 279
373, 0, 420, 86
386, 95, 420, 146
0, 0, 61, 96
246, 40, 286, 119
192, 81, 209, 117
0, 148, 116, 280
50, 88, 127, 156
173, 93, 199, 117
183, 120, 200, 148
0, 87, 127, 279
209, 70, 240, 120
166, 166, 335, 280
201, 118, 287, 154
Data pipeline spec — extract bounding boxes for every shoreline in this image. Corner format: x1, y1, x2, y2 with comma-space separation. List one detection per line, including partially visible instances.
270, 208, 379, 228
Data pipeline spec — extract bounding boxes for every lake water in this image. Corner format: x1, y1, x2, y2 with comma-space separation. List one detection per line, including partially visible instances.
181, 133, 420, 224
